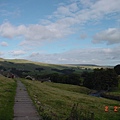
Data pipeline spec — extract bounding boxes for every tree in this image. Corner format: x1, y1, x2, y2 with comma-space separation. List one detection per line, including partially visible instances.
83, 72, 94, 89
83, 69, 118, 90
114, 64, 120, 75
68, 73, 81, 85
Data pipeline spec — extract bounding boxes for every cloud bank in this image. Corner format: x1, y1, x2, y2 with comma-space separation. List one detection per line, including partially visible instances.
93, 28, 120, 44
27, 46, 120, 65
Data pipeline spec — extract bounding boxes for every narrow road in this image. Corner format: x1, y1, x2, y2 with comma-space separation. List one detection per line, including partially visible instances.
14, 80, 42, 120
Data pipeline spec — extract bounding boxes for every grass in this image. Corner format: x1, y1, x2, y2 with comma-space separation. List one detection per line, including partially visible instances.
21, 79, 120, 120
0, 75, 17, 120
44, 82, 91, 94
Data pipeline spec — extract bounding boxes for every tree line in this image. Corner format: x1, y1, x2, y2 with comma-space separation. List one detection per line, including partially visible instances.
82, 68, 118, 91
38, 66, 119, 91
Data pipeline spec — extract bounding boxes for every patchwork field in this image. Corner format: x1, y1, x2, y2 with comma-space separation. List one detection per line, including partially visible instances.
21, 79, 120, 120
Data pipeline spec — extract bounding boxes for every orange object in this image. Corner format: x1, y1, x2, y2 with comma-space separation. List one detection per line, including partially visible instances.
105, 106, 108, 112
114, 106, 118, 112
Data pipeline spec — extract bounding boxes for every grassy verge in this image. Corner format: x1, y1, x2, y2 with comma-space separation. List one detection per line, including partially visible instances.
0, 75, 17, 120
21, 79, 120, 120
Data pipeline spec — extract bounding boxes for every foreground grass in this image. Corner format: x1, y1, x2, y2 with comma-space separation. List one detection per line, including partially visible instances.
22, 79, 120, 120
0, 75, 16, 120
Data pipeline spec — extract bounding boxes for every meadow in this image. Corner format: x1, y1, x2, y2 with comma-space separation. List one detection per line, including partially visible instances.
0, 75, 16, 120
21, 79, 120, 120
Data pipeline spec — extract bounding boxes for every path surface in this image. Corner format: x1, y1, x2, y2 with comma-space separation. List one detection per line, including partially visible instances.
14, 80, 42, 120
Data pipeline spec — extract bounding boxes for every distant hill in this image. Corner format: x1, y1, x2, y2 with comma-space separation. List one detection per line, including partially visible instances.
0, 58, 4, 61
67, 64, 114, 69
0, 58, 90, 78
0, 58, 113, 78
67, 64, 99, 67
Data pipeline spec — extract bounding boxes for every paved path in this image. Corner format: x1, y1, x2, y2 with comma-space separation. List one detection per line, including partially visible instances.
14, 80, 42, 120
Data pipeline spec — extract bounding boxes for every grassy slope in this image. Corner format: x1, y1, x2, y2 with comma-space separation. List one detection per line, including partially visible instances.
0, 58, 90, 75
0, 58, 112, 70
1, 58, 67, 68
21, 79, 120, 120
2, 58, 113, 77
0, 75, 16, 120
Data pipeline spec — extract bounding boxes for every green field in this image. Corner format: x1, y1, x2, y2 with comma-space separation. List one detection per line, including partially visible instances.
21, 79, 120, 120
0, 75, 16, 120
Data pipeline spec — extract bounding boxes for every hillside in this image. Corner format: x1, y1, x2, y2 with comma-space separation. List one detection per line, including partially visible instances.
21, 79, 120, 120
67, 64, 114, 69
0, 58, 93, 78
0, 58, 117, 75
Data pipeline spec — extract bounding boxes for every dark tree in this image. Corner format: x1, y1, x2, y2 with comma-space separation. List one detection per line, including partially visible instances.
83, 72, 94, 89
114, 64, 120, 75
48, 73, 81, 85
68, 73, 81, 85
35, 67, 44, 72
83, 68, 118, 90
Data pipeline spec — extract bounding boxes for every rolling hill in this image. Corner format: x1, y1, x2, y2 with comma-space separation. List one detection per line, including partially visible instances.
0, 58, 95, 78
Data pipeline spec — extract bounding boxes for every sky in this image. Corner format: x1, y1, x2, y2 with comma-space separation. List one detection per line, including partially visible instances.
0, 0, 120, 66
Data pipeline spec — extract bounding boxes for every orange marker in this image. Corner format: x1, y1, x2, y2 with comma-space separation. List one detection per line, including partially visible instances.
105, 106, 109, 112
114, 106, 118, 112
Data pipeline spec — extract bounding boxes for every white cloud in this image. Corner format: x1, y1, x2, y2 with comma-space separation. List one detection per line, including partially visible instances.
52, 0, 120, 23
27, 46, 120, 65
0, 22, 72, 43
0, 22, 26, 38
53, 2, 78, 17
0, 0, 119, 46
0, 41, 8, 46
91, 0, 120, 14
93, 28, 120, 44
0, 22, 16, 38
11, 50, 26, 56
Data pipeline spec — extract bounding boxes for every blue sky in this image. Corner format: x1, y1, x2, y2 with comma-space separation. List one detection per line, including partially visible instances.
0, 0, 120, 65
